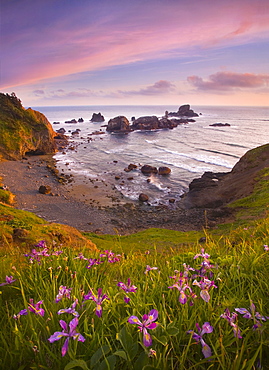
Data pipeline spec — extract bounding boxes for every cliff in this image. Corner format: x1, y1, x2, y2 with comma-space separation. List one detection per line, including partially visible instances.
183, 143, 269, 209
0, 93, 57, 160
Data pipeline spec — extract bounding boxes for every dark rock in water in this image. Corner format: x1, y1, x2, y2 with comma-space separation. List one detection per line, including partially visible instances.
168, 104, 199, 118
71, 129, 81, 135
39, 185, 52, 194
65, 119, 77, 123
56, 128, 66, 134
132, 116, 159, 130
91, 112, 105, 122
53, 121, 60, 124
158, 166, 171, 175
78, 117, 84, 122
210, 123, 231, 127
141, 165, 158, 175
131, 116, 135, 121
127, 163, 137, 171
139, 193, 149, 202
106, 116, 131, 132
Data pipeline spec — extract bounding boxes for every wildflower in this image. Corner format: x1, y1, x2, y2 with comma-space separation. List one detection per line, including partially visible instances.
83, 288, 109, 317
118, 278, 137, 303
58, 299, 79, 317
74, 253, 88, 260
14, 299, 45, 318
235, 302, 269, 329
264, 245, 269, 251
128, 309, 158, 347
144, 265, 158, 274
192, 277, 217, 303
0, 275, 16, 286
194, 248, 210, 260
48, 317, 85, 356
86, 258, 103, 269
220, 308, 242, 338
187, 322, 213, 358
55, 286, 72, 303
148, 348, 157, 357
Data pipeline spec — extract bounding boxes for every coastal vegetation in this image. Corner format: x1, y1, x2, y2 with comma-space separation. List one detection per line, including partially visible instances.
0, 93, 56, 160
0, 97, 269, 368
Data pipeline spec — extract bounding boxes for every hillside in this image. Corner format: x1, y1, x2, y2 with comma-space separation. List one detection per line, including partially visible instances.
0, 93, 57, 160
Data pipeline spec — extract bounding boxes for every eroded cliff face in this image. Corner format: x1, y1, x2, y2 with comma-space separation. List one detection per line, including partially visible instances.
0, 93, 57, 160
183, 143, 269, 209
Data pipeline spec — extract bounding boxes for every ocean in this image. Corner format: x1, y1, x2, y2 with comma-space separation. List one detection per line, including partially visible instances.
34, 105, 269, 206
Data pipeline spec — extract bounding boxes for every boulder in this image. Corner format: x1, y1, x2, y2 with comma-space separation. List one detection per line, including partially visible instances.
56, 128, 66, 134
158, 166, 171, 175
65, 119, 77, 123
131, 116, 159, 130
106, 116, 131, 132
210, 123, 231, 127
91, 113, 105, 122
139, 193, 149, 202
39, 185, 52, 194
78, 117, 84, 122
168, 104, 199, 118
141, 165, 158, 175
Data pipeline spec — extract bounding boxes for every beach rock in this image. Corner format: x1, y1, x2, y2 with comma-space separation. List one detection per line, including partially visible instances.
168, 104, 199, 118
141, 165, 158, 175
91, 113, 105, 122
106, 116, 131, 132
210, 123, 231, 127
158, 166, 171, 175
139, 193, 149, 202
39, 185, 52, 194
131, 116, 159, 130
78, 117, 84, 122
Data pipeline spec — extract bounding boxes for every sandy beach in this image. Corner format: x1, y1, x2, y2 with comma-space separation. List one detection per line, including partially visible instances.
0, 155, 210, 235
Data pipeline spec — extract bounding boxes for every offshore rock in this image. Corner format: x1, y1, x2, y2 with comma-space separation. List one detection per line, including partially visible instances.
91, 112, 105, 122
139, 193, 149, 202
168, 104, 199, 118
141, 165, 158, 175
106, 116, 131, 132
158, 166, 171, 175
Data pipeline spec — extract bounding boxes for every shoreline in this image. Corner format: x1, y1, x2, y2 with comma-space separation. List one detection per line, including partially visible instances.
0, 155, 218, 235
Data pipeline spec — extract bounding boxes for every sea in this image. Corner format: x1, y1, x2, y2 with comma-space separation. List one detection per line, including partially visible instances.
34, 105, 269, 206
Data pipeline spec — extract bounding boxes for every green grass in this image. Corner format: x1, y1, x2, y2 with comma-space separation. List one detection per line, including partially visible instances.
1, 219, 269, 369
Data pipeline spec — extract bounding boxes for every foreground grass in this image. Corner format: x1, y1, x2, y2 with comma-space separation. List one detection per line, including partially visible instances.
1, 218, 269, 370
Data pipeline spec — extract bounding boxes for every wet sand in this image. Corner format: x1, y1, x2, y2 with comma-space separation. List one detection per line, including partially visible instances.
0, 155, 208, 235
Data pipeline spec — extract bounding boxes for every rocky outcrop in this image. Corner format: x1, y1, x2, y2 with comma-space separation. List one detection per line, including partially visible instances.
141, 165, 158, 175
168, 104, 199, 118
91, 113, 105, 122
131, 116, 178, 130
210, 123, 230, 127
0, 93, 57, 160
106, 116, 132, 133
158, 166, 171, 175
183, 144, 269, 209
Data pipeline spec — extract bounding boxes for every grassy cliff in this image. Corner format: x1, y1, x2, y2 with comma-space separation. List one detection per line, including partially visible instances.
0, 93, 56, 160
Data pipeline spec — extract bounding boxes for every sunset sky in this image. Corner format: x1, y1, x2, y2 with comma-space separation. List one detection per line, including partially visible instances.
1, 0, 269, 106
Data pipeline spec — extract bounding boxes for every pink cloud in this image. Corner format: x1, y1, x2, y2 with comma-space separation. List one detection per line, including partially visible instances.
1, 0, 269, 89
119, 80, 176, 96
187, 71, 269, 91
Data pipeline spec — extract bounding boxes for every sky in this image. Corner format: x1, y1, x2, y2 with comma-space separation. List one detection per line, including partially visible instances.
1, 0, 269, 106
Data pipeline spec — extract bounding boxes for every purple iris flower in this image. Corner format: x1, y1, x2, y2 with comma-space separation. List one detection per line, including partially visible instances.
188, 322, 213, 358
74, 253, 88, 260
235, 302, 269, 329
86, 258, 103, 269
14, 299, 45, 318
83, 288, 109, 317
194, 248, 210, 260
128, 309, 158, 347
0, 275, 16, 286
55, 286, 72, 303
118, 278, 137, 304
48, 317, 85, 356
220, 308, 242, 338
57, 299, 79, 317
145, 265, 158, 274
264, 245, 269, 251
192, 277, 217, 303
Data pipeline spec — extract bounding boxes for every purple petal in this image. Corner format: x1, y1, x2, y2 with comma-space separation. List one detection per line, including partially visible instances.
201, 322, 213, 335
200, 290, 210, 303
201, 338, 212, 358
18, 309, 28, 316
148, 309, 158, 322
95, 304, 102, 317
59, 320, 68, 331
124, 296, 130, 304
147, 322, 157, 330
61, 338, 69, 357
142, 328, 152, 347
48, 331, 68, 343
69, 317, 79, 333
179, 291, 187, 304
128, 316, 142, 326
